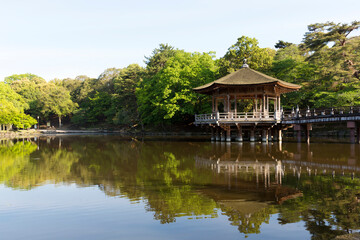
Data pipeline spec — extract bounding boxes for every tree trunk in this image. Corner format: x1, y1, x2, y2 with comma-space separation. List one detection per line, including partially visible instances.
58, 116, 62, 128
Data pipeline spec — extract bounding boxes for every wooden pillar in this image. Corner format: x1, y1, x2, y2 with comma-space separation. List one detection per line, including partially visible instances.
263, 95, 265, 113
212, 95, 215, 112
215, 98, 218, 112
226, 127, 231, 142
274, 97, 277, 112
234, 95, 237, 116
262, 129, 268, 142
236, 124, 243, 142
278, 129, 282, 142
278, 96, 281, 111
227, 94, 230, 113
250, 129, 256, 142
255, 97, 258, 113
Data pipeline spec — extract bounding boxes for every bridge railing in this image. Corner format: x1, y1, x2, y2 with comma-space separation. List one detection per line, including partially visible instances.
282, 106, 360, 120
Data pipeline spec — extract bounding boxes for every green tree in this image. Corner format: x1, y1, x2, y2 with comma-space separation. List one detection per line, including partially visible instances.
0, 82, 36, 129
137, 50, 218, 125
37, 83, 78, 127
303, 21, 360, 81
218, 36, 275, 75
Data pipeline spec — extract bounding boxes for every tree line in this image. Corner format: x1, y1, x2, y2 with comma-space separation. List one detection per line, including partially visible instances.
1, 21, 359, 130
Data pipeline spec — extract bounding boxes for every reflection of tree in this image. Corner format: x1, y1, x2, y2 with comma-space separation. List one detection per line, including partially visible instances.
220, 204, 276, 237
135, 143, 218, 223
279, 175, 360, 239
2, 138, 360, 239
0, 140, 37, 189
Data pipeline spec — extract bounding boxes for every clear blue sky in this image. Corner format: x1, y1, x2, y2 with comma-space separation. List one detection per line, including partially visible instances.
0, 0, 359, 81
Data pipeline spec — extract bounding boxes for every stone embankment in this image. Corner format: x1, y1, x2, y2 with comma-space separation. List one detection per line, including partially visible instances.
0, 130, 41, 139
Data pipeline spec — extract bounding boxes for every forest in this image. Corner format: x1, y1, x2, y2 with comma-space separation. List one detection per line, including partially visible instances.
0, 21, 359, 130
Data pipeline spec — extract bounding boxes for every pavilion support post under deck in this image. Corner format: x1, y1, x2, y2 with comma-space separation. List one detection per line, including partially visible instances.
226, 127, 231, 142
278, 129, 283, 142
215, 127, 220, 141
262, 129, 268, 142
220, 129, 226, 142
210, 127, 215, 141
268, 129, 273, 142
250, 129, 256, 142
235, 124, 243, 142
272, 128, 277, 141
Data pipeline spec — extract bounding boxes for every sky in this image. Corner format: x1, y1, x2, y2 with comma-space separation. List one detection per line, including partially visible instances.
0, 0, 359, 81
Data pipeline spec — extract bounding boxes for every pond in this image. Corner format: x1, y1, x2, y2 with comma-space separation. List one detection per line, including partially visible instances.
0, 136, 360, 239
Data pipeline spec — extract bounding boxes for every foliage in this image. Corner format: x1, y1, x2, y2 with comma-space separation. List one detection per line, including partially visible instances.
137, 50, 218, 124
0, 82, 36, 128
218, 36, 275, 75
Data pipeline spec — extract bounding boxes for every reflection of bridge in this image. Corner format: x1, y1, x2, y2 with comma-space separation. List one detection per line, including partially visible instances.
195, 153, 360, 187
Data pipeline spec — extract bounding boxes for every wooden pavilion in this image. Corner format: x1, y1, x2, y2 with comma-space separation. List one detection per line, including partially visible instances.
193, 61, 301, 142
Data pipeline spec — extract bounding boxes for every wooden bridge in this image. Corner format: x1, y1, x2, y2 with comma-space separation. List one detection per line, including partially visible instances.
195, 105, 360, 143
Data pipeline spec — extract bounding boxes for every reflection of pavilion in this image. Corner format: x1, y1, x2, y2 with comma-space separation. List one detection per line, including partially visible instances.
196, 142, 360, 183
196, 157, 283, 189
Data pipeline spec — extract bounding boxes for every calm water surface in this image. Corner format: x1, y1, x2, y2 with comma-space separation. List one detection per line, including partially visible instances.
1, 136, 360, 239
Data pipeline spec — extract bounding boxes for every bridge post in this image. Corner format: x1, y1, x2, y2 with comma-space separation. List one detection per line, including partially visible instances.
262, 129, 268, 142
220, 128, 226, 142
235, 124, 243, 142
250, 129, 256, 142
294, 124, 302, 143
215, 127, 220, 141
210, 127, 215, 141
226, 127, 231, 142
347, 121, 356, 144
305, 124, 312, 144
272, 128, 277, 141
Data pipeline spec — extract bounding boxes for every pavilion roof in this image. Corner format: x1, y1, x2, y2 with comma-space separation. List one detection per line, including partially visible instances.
193, 67, 301, 94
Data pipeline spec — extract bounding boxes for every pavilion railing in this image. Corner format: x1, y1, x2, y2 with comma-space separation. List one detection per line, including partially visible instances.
195, 111, 277, 123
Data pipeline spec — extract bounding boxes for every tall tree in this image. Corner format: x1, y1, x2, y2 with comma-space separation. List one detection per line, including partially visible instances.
303, 21, 360, 80
137, 50, 218, 125
37, 83, 78, 127
218, 36, 275, 75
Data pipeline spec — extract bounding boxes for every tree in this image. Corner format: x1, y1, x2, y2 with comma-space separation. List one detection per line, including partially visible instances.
37, 83, 78, 127
137, 50, 218, 125
271, 44, 316, 108
145, 43, 177, 75
4, 73, 45, 85
0, 82, 36, 129
218, 36, 275, 75
303, 21, 360, 80
275, 40, 293, 49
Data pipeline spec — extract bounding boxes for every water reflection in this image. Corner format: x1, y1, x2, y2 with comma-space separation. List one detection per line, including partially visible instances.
1, 137, 360, 239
